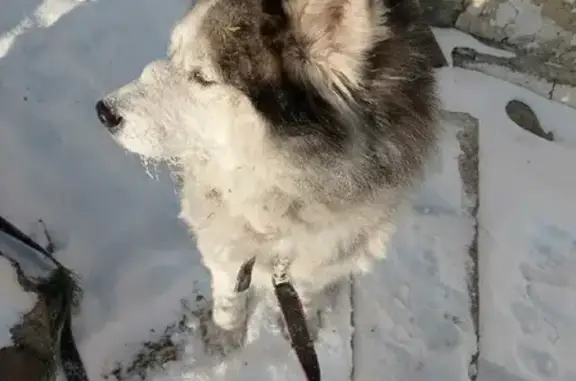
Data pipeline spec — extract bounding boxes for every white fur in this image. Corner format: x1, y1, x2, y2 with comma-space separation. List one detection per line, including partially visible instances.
103, 0, 410, 339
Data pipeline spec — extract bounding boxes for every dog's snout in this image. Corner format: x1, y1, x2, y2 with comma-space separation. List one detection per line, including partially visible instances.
96, 100, 123, 130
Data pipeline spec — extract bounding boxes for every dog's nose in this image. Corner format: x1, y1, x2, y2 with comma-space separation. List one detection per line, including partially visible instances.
96, 100, 123, 129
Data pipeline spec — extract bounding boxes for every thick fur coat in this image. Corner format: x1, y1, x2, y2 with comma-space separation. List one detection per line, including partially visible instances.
97, 0, 440, 349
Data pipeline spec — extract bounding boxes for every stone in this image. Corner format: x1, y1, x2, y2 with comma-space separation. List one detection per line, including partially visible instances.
422, 27, 449, 67
455, 0, 576, 72
418, 0, 466, 27
552, 84, 576, 109
452, 47, 555, 99
451, 46, 576, 110
505, 99, 554, 141
0, 346, 50, 381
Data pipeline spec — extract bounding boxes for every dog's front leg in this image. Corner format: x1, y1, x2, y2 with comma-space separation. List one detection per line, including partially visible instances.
210, 263, 251, 330
201, 259, 252, 356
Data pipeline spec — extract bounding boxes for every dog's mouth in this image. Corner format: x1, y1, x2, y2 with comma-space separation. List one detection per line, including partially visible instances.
96, 99, 124, 134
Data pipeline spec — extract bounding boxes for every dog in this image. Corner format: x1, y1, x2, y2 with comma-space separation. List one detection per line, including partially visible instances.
96, 0, 440, 353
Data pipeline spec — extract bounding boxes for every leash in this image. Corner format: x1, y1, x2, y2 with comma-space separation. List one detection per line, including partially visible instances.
0, 215, 320, 381
235, 256, 321, 381
0, 216, 89, 381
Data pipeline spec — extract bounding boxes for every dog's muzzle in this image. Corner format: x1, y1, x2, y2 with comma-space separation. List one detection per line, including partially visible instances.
95, 99, 123, 132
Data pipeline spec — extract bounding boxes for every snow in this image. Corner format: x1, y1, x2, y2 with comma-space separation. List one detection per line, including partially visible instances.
432, 27, 517, 66
353, 110, 478, 381
0, 2, 576, 381
436, 29, 576, 381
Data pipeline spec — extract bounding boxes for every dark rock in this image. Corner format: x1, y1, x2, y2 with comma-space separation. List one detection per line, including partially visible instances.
0, 346, 50, 381
505, 100, 554, 141
422, 27, 449, 68
452, 46, 576, 88
419, 0, 466, 27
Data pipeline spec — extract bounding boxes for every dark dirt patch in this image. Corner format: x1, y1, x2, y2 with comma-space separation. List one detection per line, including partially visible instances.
105, 314, 191, 381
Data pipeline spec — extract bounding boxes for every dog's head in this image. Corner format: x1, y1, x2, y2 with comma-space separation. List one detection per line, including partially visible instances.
96, 0, 424, 162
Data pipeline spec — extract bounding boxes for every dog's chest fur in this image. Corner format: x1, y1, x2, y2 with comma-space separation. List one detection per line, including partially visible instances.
177, 140, 397, 287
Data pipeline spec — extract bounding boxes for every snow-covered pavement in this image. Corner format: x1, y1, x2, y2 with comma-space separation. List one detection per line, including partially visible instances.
1, 1, 575, 380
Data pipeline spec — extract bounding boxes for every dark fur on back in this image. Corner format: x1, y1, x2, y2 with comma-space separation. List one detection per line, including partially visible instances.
201, 0, 438, 196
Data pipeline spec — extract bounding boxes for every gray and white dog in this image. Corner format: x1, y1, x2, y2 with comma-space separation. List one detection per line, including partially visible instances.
96, 0, 440, 351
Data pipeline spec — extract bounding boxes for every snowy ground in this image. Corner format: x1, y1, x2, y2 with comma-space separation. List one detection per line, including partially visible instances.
1, 1, 576, 380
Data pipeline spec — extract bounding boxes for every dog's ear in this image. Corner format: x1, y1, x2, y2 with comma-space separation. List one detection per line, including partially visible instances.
280, 0, 388, 95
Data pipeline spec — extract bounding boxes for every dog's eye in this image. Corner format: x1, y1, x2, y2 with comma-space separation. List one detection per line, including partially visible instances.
189, 69, 215, 86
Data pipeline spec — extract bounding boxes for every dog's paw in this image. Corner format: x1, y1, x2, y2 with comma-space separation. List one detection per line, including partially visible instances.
200, 311, 247, 357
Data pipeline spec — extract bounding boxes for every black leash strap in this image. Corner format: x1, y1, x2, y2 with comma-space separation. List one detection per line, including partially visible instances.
0, 216, 89, 381
1, 218, 321, 381
234, 256, 256, 293
273, 279, 321, 381
235, 256, 321, 381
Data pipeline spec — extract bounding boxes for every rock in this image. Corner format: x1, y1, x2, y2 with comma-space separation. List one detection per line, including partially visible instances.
412, 0, 449, 67
505, 99, 554, 141
551, 84, 576, 110
451, 46, 576, 87
422, 27, 449, 68
418, 0, 466, 27
455, 0, 576, 73
452, 46, 576, 110
0, 346, 50, 381
452, 47, 555, 99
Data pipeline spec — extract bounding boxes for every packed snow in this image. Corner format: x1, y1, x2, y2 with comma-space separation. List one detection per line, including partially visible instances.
0, 1, 575, 381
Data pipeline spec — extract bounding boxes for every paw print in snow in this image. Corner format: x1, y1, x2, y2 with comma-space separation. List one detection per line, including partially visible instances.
520, 225, 576, 289
518, 345, 559, 379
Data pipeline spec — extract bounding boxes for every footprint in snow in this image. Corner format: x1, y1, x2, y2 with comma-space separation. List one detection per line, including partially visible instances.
520, 225, 576, 289
518, 345, 559, 379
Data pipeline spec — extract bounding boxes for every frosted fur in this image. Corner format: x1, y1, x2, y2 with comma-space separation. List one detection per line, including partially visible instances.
99, 0, 439, 348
